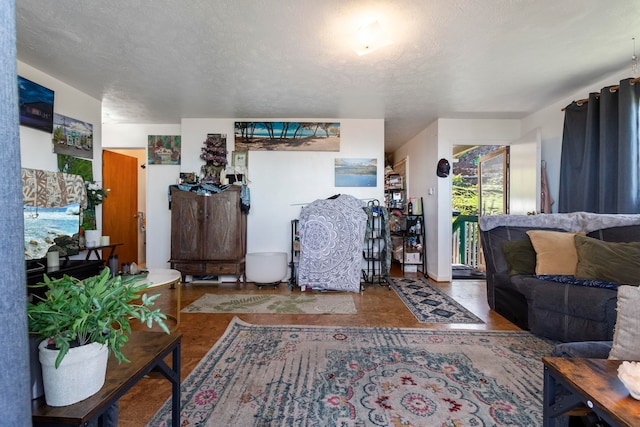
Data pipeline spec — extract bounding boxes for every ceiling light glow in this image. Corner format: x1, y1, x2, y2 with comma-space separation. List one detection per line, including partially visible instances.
353, 20, 392, 56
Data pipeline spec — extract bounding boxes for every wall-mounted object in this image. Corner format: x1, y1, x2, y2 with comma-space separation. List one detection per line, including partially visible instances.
18, 76, 54, 133
147, 135, 181, 165
437, 158, 450, 178
234, 121, 340, 151
335, 158, 377, 187
52, 113, 93, 159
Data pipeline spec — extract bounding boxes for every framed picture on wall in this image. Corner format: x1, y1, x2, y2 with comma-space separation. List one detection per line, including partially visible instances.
18, 76, 55, 133
232, 151, 248, 167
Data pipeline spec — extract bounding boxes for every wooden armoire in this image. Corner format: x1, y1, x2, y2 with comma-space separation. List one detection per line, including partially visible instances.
169, 186, 246, 286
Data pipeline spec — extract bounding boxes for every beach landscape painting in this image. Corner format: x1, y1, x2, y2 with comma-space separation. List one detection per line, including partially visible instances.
234, 121, 340, 151
335, 158, 377, 187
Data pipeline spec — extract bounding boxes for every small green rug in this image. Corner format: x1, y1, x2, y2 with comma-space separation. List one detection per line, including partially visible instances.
148, 317, 555, 426
181, 294, 357, 314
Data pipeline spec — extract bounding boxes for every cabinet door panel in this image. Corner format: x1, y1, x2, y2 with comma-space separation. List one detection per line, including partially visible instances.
203, 190, 242, 259
171, 190, 204, 260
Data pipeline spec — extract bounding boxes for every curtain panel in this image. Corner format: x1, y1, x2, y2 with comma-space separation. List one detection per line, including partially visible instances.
559, 78, 640, 214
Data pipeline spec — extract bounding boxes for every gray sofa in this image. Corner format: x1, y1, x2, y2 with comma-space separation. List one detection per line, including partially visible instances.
479, 212, 640, 342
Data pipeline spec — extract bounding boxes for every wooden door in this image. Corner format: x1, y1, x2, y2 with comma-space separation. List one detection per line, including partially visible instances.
102, 150, 138, 268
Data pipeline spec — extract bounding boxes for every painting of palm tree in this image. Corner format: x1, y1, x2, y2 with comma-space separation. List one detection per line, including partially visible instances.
235, 121, 340, 151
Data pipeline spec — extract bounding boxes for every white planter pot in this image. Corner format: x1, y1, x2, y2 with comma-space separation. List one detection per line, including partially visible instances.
38, 340, 108, 407
84, 230, 102, 248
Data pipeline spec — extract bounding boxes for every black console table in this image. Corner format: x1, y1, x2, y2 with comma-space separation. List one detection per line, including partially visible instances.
27, 259, 104, 286
84, 243, 122, 262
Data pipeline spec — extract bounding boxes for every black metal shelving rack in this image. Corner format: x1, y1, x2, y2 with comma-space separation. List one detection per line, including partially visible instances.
288, 219, 300, 289
362, 199, 389, 286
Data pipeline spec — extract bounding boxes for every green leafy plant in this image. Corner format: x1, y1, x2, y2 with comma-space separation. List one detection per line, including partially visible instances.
28, 268, 169, 368
452, 174, 478, 215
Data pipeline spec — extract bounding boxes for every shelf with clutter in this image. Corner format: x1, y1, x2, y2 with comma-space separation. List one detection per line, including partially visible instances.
389, 197, 425, 274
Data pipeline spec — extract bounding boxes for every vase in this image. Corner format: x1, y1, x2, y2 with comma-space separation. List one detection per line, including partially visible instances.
38, 340, 108, 406
85, 230, 102, 248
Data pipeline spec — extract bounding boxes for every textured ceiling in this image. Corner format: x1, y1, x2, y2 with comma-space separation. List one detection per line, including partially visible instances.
15, 0, 640, 151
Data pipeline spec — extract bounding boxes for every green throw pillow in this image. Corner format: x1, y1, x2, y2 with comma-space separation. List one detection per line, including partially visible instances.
574, 235, 640, 285
501, 239, 536, 276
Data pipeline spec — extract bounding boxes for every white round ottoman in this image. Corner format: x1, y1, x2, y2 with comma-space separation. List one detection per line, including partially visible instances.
245, 252, 288, 288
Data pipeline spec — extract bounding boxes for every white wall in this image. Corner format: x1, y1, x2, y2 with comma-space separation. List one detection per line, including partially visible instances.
394, 121, 439, 279
104, 119, 385, 271
18, 62, 103, 260
102, 124, 181, 269
395, 66, 632, 281
394, 119, 521, 281
19, 61, 102, 173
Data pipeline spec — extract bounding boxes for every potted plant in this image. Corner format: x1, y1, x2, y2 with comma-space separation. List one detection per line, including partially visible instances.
82, 181, 109, 247
28, 268, 169, 406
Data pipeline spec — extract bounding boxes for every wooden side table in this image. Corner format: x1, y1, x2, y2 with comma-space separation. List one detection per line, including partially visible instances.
542, 357, 640, 427
32, 331, 182, 427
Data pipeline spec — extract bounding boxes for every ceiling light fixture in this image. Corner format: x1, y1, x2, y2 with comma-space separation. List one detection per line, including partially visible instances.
353, 20, 392, 56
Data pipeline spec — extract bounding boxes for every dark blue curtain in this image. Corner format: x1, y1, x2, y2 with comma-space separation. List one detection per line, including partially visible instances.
559, 78, 640, 213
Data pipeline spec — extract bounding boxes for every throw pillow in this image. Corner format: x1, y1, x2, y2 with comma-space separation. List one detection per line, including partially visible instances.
609, 285, 640, 360
574, 235, 640, 286
501, 239, 536, 276
526, 230, 584, 275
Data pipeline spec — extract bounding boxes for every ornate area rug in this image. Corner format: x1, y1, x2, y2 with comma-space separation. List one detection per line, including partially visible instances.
181, 294, 357, 314
389, 277, 484, 324
148, 318, 554, 426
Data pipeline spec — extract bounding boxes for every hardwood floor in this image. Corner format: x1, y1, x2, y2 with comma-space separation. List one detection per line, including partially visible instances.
118, 268, 517, 426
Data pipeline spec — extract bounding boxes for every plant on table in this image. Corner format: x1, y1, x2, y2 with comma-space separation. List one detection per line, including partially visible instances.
28, 267, 169, 368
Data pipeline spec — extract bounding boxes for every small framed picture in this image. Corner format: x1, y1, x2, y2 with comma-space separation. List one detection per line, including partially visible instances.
232, 151, 248, 167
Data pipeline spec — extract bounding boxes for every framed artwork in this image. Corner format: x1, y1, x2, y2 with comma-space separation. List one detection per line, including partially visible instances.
335, 158, 377, 187
179, 172, 197, 184
57, 154, 93, 181
148, 135, 181, 165
232, 151, 248, 167
234, 121, 340, 151
52, 113, 94, 159
18, 76, 55, 133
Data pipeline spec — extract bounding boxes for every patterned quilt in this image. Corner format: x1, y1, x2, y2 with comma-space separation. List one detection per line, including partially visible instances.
298, 194, 367, 292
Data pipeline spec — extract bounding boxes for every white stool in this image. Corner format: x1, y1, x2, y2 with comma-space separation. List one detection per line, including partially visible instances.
245, 252, 288, 288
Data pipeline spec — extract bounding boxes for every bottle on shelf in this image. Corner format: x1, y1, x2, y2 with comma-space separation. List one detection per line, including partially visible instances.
408, 199, 413, 215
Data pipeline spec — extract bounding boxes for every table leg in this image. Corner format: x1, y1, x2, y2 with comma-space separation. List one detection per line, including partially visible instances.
175, 280, 181, 330
543, 366, 555, 427
172, 341, 181, 427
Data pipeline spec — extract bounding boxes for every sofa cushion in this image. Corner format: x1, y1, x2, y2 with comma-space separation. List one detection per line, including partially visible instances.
530, 282, 617, 342
536, 274, 618, 290
526, 230, 584, 275
508, 275, 548, 300
501, 239, 536, 276
609, 285, 640, 360
531, 281, 617, 322
574, 235, 640, 286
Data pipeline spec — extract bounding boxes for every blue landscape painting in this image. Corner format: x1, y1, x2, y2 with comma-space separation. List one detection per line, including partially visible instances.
335, 158, 377, 187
